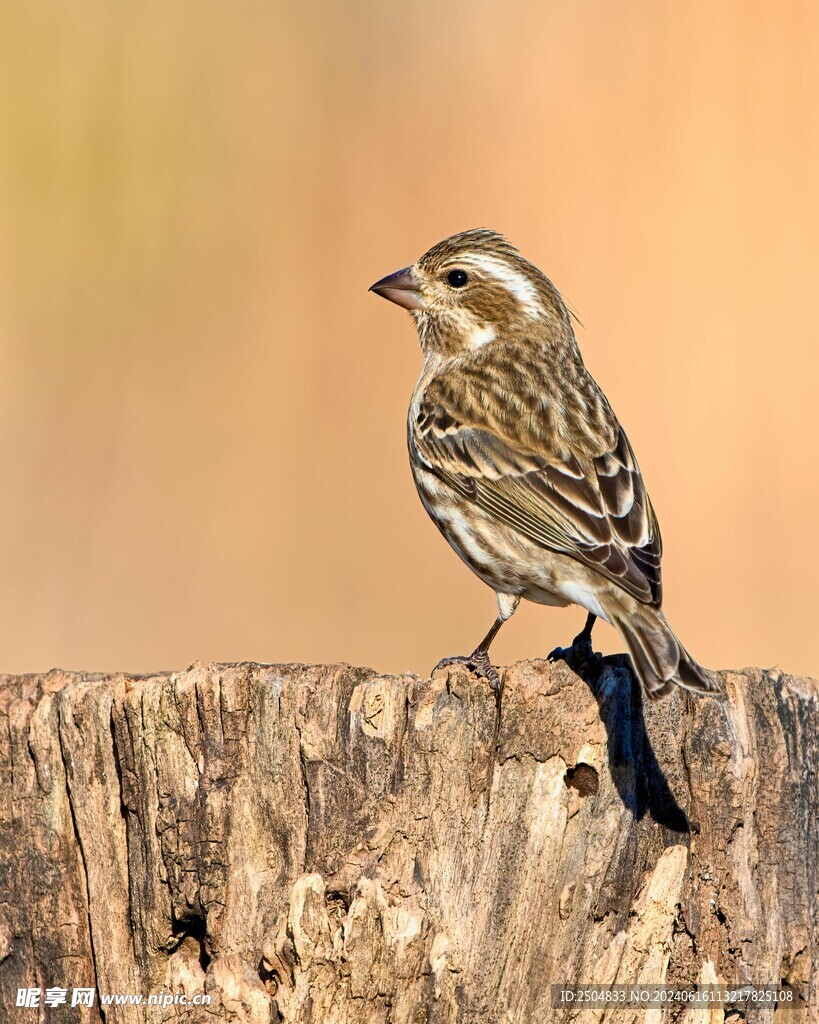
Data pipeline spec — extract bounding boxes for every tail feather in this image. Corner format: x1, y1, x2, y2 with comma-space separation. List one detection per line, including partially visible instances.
609, 607, 721, 700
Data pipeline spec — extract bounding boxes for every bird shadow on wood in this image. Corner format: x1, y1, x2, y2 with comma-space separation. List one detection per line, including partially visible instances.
552, 650, 690, 834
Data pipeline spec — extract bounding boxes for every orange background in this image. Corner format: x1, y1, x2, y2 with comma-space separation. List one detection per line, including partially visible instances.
0, 2, 816, 679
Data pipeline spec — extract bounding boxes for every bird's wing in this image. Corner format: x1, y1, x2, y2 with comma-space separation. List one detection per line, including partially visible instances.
412, 356, 663, 606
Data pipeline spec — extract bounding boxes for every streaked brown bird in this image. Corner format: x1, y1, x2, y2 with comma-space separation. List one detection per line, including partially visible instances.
370, 229, 719, 700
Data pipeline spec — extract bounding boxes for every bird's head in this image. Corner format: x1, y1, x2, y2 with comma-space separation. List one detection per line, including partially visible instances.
369, 228, 574, 357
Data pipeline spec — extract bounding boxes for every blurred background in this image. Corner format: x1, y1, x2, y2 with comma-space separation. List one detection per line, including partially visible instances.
0, 1, 816, 679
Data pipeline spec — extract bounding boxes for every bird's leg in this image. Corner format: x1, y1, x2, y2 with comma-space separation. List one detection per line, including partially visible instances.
432, 615, 505, 693
548, 612, 597, 664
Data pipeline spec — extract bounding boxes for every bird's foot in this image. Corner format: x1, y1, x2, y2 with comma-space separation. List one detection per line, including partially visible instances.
432, 649, 502, 693
548, 630, 595, 667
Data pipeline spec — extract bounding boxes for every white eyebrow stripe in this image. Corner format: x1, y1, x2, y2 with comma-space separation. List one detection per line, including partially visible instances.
459, 255, 544, 318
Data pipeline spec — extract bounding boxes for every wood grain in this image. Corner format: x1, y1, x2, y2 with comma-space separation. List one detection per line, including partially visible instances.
1, 658, 815, 1022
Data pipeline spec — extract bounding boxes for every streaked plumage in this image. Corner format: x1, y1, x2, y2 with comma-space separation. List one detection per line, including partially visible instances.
371, 229, 719, 700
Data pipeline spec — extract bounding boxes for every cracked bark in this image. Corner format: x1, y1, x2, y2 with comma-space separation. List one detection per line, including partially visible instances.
0, 658, 816, 1023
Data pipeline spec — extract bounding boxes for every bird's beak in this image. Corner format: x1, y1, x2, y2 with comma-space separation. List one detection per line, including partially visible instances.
369, 266, 426, 311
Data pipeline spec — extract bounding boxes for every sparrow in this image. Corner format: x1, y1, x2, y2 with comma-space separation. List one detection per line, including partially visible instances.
370, 229, 719, 700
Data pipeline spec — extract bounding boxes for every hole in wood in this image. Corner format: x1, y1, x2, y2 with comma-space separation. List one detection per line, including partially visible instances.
564, 763, 599, 797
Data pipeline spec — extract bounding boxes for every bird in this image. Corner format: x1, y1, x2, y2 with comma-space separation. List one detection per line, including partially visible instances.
369, 228, 719, 700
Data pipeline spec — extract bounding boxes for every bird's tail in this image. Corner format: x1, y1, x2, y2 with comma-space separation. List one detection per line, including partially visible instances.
608, 605, 721, 700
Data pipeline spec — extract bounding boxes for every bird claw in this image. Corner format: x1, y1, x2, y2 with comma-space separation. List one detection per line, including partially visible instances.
547, 634, 595, 666
432, 650, 502, 693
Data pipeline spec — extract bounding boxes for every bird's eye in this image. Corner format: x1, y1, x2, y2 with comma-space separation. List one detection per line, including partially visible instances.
446, 269, 469, 288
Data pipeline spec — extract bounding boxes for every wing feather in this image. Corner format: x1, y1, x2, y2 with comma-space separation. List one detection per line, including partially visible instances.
412, 360, 663, 606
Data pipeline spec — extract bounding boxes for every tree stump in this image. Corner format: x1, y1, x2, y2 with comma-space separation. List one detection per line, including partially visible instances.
0, 657, 816, 1022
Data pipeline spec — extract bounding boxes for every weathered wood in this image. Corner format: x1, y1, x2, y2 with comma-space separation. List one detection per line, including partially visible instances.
0, 657, 816, 1022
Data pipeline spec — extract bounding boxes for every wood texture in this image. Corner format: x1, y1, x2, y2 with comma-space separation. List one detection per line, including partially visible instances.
1, 657, 816, 1022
